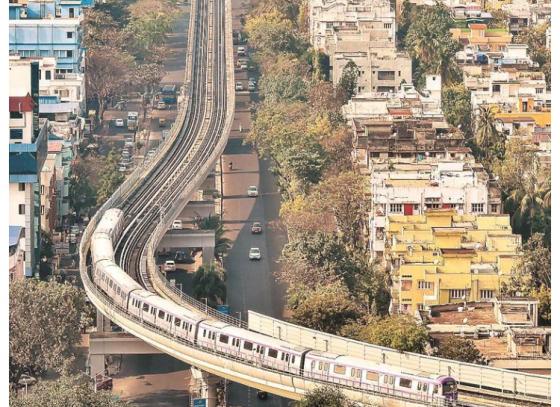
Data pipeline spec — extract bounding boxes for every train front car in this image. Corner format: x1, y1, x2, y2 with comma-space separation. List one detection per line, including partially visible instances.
437, 376, 458, 405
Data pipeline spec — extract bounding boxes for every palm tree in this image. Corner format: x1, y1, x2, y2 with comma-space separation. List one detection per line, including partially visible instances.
194, 214, 232, 259
475, 106, 501, 160
505, 179, 545, 237
192, 264, 226, 306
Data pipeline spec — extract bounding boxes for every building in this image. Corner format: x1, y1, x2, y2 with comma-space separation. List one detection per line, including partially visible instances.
10, 57, 49, 277
40, 154, 58, 234
385, 209, 521, 315
9, 226, 26, 282
450, 24, 512, 53
309, 0, 396, 54
9, 15, 84, 73
331, 44, 412, 93
9, 0, 95, 20
48, 140, 73, 226
369, 160, 502, 258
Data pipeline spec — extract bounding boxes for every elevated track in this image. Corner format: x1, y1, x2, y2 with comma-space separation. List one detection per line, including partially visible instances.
79, 0, 551, 404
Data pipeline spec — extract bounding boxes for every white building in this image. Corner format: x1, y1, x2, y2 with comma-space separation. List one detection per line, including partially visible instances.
369, 160, 501, 258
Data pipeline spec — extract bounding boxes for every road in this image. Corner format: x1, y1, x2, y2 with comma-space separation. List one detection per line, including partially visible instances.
221, 0, 290, 405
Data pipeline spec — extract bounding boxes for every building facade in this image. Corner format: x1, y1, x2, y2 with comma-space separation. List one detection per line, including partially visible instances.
385, 210, 521, 315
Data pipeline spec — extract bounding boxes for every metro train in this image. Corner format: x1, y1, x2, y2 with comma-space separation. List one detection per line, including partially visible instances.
90, 209, 458, 404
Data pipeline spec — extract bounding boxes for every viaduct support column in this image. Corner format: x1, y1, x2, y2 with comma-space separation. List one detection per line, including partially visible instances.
189, 367, 220, 407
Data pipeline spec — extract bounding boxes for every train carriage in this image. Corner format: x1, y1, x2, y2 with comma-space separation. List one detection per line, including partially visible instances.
94, 208, 125, 244
91, 234, 116, 264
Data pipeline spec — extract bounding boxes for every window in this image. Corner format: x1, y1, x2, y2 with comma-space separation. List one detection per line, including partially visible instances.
10, 111, 23, 119
243, 341, 253, 351
366, 371, 379, 381
399, 378, 412, 388
268, 349, 278, 358
66, 32, 73, 39
142, 303, 149, 312
69, 7, 75, 17
492, 84, 501, 93
40, 205, 45, 215
418, 281, 433, 290
158, 310, 165, 319
11, 129, 23, 140
401, 280, 412, 291
450, 289, 469, 299
522, 101, 528, 112
378, 71, 396, 81
41, 185, 45, 195
219, 334, 229, 344
59, 89, 70, 98
174, 318, 181, 327
66, 50, 73, 58
471, 203, 484, 213
333, 365, 346, 375
384, 23, 392, 29
491, 204, 499, 213
480, 289, 494, 299
536, 88, 544, 94
389, 203, 402, 213
45, 70, 51, 80
18, 204, 25, 215
18, 183, 25, 191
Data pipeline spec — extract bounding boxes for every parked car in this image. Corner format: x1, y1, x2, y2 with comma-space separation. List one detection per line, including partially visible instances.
249, 247, 261, 260
235, 82, 244, 91
118, 166, 128, 172
163, 260, 176, 272
237, 58, 248, 70
237, 46, 246, 56
157, 100, 167, 110
114, 118, 125, 127
251, 222, 262, 234
159, 118, 167, 127
172, 220, 183, 229
247, 185, 258, 197
174, 250, 188, 263
248, 81, 256, 91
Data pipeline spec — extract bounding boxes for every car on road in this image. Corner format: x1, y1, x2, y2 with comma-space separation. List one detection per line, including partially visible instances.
159, 118, 167, 127
118, 166, 128, 172
237, 58, 248, 70
237, 46, 246, 56
157, 100, 167, 110
249, 247, 261, 260
247, 185, 258, 197
172, 220, 183, 229
235, 82, 244, 91
248, 81, 256, 91
114, 118, 125, 127
174, 250, 189, 263
251, 222, 262, 234
163, 260, 176, 272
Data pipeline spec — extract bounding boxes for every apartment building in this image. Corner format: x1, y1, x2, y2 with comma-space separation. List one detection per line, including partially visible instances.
9, 0, 94, 20
309, 0, 396, 54
48, 141, 73, 226
369, 160, 502, 258
9, 57, 48, 278
450, 24, 512, 53
385, 210, 521, 315
331, 43, 412, 93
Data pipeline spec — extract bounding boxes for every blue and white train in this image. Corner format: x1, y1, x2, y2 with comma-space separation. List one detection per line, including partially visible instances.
90, 209, 458, 404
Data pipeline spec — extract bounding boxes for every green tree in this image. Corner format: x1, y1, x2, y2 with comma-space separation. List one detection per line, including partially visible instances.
442, 84, 473, 135
10, 280, 89, 386
194, 215, 232, 259
531, 286, 551, 326
259, 55, 309, 102
345, 315, 429, 353
245, 10, 302, 57
291, 281, 362, 334
404, 3, 461, 85
475, 106, 504, 162
69, 160, 97, 216
10, 374, 129, 407
514, 24, 551, 87
96, 150, 125, 205
192, 264, 226, 306
435, 336, 483, 363
298, 386, 357, 407
336, 60, 360, 102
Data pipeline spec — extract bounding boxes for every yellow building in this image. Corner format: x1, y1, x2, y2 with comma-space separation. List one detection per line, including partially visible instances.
385, 209, 521, 315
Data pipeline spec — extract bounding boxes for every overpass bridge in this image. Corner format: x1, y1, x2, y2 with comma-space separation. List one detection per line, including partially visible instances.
78, 0, 551, 404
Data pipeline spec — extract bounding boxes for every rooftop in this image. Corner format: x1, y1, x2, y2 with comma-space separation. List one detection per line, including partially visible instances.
9, 95, 35, 112
9, 226, 24, 247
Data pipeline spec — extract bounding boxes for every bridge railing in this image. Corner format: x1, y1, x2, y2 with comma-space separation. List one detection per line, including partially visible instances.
247, 311, 551, 402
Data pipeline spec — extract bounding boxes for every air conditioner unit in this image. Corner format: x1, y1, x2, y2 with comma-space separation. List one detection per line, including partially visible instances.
20, 9, 28, 18
55, 7, 62, 17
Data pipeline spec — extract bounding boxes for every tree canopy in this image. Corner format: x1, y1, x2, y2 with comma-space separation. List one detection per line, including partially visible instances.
336, 60, 360, 102
245, 10, 303, 58
435, 336, 483, 363
442, 84, 473, 135
96, 150, 125, 206
10, 280, 89, 386
192, 264, 227, 307
298, 386, 357, 407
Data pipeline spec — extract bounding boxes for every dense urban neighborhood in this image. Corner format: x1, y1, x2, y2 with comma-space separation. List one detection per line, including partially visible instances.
8, 0, 552, 405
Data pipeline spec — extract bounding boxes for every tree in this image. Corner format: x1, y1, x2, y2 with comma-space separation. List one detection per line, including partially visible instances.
245, 10, 302, 57
290, 281, 362, 334
83, 8, 129, 50
259, 55, 309, 102
514, 24, 551, 87
69, 160, 97, 216
96, 150, 125, 205
133, 62, 165, 93
192, 264, 226, 306
126, 11, 174, 60
502, 233, 550, 296
86, 46, 134, 119
298, 386, 357, 407
344, 315, 429, 353
435, 336, 483, 363
475, 105, 503, 162
531, 286, 551, 326
442, 84, 473, 135
336, 60, 359, 102
10, 374, 129, 407
194, 215, 232, 259
404, 3, 461, 85
10, 280, 89, 386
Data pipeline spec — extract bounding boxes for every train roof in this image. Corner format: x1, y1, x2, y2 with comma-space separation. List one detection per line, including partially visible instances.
99, 259, 144, 292
219, 324, 309, 354
95, 208, 124, 233
140, 292, 204, 323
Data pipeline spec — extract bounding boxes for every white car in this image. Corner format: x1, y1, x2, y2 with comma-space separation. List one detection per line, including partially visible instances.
237, 46, 246, 56
247, 185, 258, 197
249, 247, 261, 260
118, 166, 127, 172
114, 118, 125, 127
235, 82, 244, 91
157, 100, 167, 110
172, 220, 182, 229
163, 260, 176, 272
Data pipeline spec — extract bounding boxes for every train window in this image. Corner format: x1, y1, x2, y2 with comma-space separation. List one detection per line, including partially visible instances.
356, 369, 362, 378
389, 376, 395, 385
150, 308, 156, 315
244, 341, 253, 351
366, 371, 379, 382
158, 310, 165, 319
143, 303, 149, 312
175, 318, 181, 327
281, 352, 285, 361
260, 347, 264, 354
417, 382, 422, 391
116, 287, 121, 295
236, 339, 240, 347
399, 378, 412, 388
310, 361, 315, 370
318, 362, 323, 370
292, 355, 295, 364
203, 329, 207, 337
268, 349, 278, 358
383, 375, 388, 384
422, 383, 428, 392
166, 315, 172, 322
212, 332, 216, 340
219, 334, 229, 344
190, 325, 193, 332
351, 368, 355, 377
334, 365, 346, 375
109, 280, 113, 288
324, 363, 329, 371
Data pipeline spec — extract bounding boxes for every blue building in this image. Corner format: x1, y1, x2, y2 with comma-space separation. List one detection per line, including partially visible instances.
9, 0, 95, 20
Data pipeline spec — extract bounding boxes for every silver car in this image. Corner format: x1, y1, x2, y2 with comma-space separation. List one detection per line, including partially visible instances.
249, 247, 261, 260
